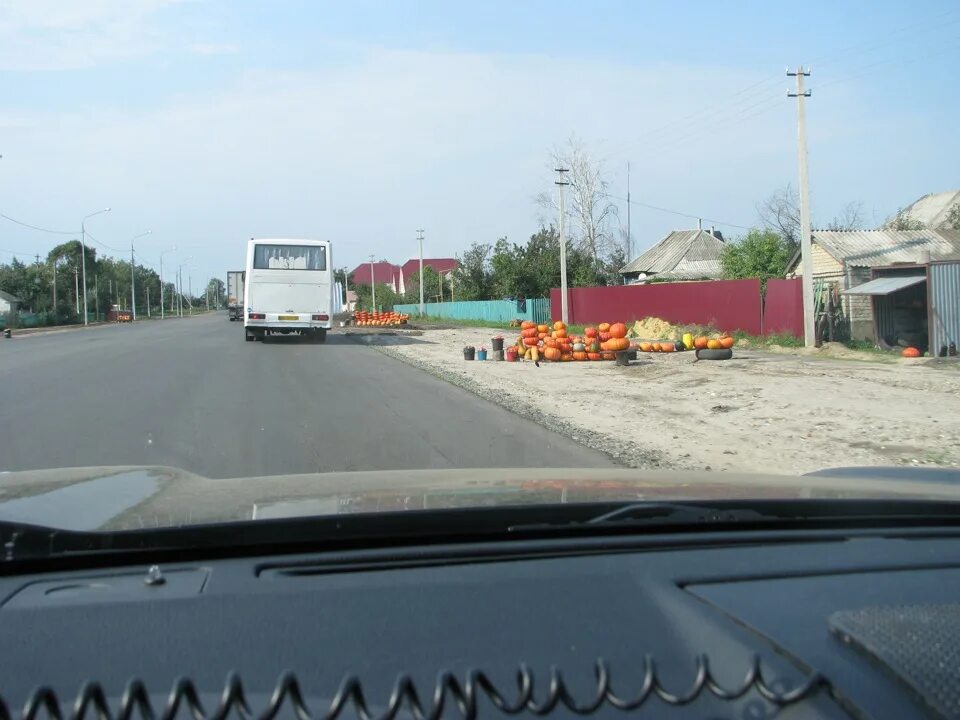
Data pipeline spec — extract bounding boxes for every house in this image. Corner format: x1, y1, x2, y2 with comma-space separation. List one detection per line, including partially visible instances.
899, 189, 960, 228
348, 262, 402, 293
0, 289, 21, 314
400, 258, 458, 298
620, 227, 725, 284
786, 228, 960, 340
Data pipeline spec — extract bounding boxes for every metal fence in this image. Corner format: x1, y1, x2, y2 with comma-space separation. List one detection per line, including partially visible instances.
393, 298, 551, 325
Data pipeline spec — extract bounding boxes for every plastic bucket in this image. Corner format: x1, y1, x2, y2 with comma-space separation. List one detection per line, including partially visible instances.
476, 350, 488, 361
463, 347, 475, 360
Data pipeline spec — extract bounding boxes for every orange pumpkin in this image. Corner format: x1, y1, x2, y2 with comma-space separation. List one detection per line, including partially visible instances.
542, 346, 561, 361
537, 324, 549, 334
543, 338, 558, 349
584, 327, 597, 338
523, 336, 539, 347
572, 351, 588, 361
601, 352, 616, 361
902, 346, 921, 357
520, 320, 536, 330
553, 328, 568, 339
606, 337, 630, 352
608, 322, 627, 339
660, 343, 674, 353
520, 327, 538, 338
538, 332, 548, 340
694, 336, 709, 349
651, 342, 661, 352
598, 322, 611, 332
719, 336, 735, 349
706, 339, 722, 350
587, 352, 601, 361
599, 331, 611, 342
560, 352, 573, 362
639, 342, 652, 352
553, 321, 566, 331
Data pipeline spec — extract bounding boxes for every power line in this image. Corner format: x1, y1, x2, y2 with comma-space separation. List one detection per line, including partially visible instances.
0, 213, 76, 235
602, 192, 751, 230
82, 229, 122, 253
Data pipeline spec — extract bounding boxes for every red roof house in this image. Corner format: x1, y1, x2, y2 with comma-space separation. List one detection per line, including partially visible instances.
349, 262, 401, 292
400, 258, 459, 293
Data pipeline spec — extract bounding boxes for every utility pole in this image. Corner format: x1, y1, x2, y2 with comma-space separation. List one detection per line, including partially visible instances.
131, 242, 136, 321
788, 66, 815, 348
555, 167, 570, 325
95, 274, 99, 320
626, 161, 632, 266
417, 229, 425, 315
147, 287, 150, 317
73, 268, 79, 314
369, 254, 376, 310
188, 275, 192, 314
52, 258, 57, 312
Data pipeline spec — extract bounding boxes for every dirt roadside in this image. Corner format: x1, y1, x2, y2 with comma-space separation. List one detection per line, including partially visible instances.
362, 326, 960, 474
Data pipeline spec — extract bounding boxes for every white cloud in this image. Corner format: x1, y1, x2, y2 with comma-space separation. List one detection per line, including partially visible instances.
0, 0, 183, 70
187, 42, 238, 56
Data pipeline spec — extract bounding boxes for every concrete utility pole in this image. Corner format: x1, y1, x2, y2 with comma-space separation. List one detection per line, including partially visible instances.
129, 230, 151, 321
626, 161, 632, 265
73, 268, 79, 314
417, 229, 425, 315
369, 254, 376, 310
788, 67, 816, 348
555, 167, 570, 325
52, 258, 57, 311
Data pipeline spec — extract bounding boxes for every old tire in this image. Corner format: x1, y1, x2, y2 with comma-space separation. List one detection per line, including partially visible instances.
695, 348, 733, 361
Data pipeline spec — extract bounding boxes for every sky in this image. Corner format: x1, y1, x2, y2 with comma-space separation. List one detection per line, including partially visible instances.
0, 0, 958, 285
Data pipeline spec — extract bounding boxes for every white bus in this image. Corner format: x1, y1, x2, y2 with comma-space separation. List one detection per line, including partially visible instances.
243, 238, 333, 343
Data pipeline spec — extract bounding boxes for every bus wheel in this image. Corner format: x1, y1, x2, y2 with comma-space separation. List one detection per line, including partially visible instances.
313, 329, 327, 344
245, 329, 254, 342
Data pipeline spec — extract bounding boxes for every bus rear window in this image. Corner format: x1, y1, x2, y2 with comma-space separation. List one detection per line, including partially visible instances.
253, 244, 326, 270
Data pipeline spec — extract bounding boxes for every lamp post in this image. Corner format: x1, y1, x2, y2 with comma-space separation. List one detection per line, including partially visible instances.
81, 208, 111, 326
129, 230, 151, 320
159, 246, 176, 320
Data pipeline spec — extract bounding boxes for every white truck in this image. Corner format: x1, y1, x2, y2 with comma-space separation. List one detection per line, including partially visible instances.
226, 271, 245, 321
243, 238, 333, 343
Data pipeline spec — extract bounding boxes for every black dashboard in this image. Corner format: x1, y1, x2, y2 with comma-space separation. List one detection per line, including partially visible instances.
1, 526, 959, 719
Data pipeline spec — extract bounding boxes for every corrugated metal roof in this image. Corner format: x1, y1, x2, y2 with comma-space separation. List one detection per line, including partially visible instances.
901, 190, 960, 228
842, 275, 926, 295
349, 262, 399, 285
620, 230, 724, 276
812, 229, 960, 267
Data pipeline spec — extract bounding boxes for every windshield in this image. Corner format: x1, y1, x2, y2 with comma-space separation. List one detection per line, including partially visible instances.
0, 2, 958, 534
253, 244, 327, 271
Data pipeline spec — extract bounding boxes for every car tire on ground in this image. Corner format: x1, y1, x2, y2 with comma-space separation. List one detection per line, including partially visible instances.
695, 348, 733, 361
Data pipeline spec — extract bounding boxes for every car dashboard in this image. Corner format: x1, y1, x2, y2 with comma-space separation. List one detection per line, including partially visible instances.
0, 525, 958, 719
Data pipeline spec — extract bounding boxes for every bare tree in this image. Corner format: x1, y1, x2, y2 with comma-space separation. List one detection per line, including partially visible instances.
756, 184, 800, 245
826, 201, 864, 231
536, 137, 618, 270
884, 207, 926, 231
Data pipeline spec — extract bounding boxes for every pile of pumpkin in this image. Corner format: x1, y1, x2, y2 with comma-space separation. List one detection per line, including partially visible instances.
637, 333, 735, 353
353, 310, 409, 326
515, 321, 631, 362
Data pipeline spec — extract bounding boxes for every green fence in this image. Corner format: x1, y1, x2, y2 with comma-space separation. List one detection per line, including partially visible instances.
393, 298, 551, 325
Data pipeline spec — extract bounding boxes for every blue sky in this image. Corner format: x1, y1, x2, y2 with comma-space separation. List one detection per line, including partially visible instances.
0, 0, 957, 284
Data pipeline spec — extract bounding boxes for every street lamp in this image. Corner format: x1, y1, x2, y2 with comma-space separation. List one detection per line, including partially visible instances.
159, 246, 176, 320
129, 230, 151, 321
177, 259, 192, 318
81, 208, 111, 325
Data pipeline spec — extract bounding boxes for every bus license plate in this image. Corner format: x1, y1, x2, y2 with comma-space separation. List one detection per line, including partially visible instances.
279, 315, 299, 321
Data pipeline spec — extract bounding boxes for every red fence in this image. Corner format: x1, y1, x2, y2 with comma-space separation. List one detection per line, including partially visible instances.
550, 277, 804, 337
762, 278, 803, 337
551, 279, 763, 334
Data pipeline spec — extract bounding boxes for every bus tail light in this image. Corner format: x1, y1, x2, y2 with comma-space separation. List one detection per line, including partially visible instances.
312, 314, 329, 321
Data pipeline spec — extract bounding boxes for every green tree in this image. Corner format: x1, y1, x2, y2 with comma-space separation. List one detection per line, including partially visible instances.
451, 242, 492, 300
943, 203, 960, 230
720, 229, 794, 282
885, 207, 925, 231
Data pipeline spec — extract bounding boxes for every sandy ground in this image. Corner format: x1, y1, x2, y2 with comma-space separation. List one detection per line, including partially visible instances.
360, 327, 960, 474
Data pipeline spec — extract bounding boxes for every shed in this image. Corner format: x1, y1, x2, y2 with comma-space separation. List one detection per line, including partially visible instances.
842, 260, 960, 355
0, 289, 22, 314
620, 228, 725, 284
786, 229, 960, 340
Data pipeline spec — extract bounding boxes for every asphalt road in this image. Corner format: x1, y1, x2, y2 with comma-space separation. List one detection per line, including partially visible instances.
0, 314, 614, 478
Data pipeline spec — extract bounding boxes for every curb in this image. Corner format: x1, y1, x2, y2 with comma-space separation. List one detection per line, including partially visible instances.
353, 336, 671, 470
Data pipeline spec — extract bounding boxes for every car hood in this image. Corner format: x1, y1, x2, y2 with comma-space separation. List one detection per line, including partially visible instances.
0, 465, 958, 532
